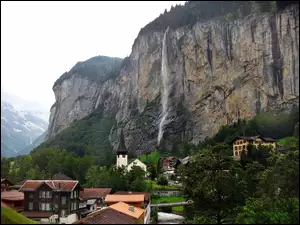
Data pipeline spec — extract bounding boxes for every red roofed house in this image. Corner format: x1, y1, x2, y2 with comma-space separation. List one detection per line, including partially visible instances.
1, 178, 13, 192
19, 179, 83, 224
79, 188, 112, 212
1, 191, 24, 212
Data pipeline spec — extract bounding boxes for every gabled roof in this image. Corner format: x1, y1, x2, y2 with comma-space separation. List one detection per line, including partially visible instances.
52, 172, 73, 180
1, 191, 24, 201
1, 178, 13, 185
80, 188, 112, 200
73, 207, 136, 224
232, 135, 276, 143
127, 159, 147, 167
105, 194, 145, 203
19, 180, 80, 192
109, 202, 144, 219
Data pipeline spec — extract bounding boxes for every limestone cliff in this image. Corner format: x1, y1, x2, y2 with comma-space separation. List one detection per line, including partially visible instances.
47, 5, 299, 155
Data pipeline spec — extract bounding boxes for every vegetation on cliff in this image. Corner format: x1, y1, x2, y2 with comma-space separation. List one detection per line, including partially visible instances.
138, 1, 297, 37
1, 206, 37, 224
53, 56, 123, 88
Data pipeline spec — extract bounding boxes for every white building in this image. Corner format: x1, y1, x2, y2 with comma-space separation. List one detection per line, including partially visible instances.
116, 129, 148, 175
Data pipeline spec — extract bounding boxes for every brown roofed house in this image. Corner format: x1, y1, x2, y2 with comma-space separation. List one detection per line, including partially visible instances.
73, 202, 145, 224
79, 188, 112, 212
1, 191, 24, 212
1, 178, 13, 192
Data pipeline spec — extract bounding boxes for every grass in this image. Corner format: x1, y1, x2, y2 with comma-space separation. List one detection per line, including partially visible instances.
1, 206, 37, 224
145, 180, 181, 190
277, 136, 297, 147
151, 196, 185, 212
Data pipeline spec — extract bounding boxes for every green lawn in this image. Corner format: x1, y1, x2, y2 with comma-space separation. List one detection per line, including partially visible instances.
151, 196, 185, 212
145, 180, 181, 190
277, 136, 297, 147
1, 206, 37, 224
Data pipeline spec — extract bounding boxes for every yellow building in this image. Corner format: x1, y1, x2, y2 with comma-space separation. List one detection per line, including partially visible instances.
232, 135, 277, 160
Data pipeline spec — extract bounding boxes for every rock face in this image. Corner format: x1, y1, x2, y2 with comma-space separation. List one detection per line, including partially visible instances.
47, 6, 299, 155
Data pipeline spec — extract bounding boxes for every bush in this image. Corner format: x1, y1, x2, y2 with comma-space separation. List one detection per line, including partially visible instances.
160, 201, 172, 213
157, 175, 168, 186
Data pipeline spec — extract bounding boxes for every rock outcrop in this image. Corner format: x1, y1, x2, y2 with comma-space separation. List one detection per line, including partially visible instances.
47, 5, 299, 155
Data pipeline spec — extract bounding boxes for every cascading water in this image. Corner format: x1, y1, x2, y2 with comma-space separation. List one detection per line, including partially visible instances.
158, 27, 170, 145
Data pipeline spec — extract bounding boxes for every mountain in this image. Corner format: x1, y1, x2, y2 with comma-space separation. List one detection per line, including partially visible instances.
1, 92, 50, 122
42, 2, 298, 157
18, 131, 47, 156
1, 101, 48, 157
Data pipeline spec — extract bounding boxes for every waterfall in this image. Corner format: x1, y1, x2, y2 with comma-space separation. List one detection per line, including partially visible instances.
158, 27, 170, 145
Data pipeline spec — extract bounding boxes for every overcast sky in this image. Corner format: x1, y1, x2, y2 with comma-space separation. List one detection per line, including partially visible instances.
1, 1, 184, 110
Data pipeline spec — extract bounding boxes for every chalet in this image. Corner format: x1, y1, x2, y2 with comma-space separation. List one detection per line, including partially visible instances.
73, 202, 145, 224
19, 179, 83, 224
105, 192, 151, 224
174, 156, 190, 169
160, 156, 178, 172
1, 191, 24, 212
79, 188, 112, 211
232, 135, 277, 160
1, 178, 13, 192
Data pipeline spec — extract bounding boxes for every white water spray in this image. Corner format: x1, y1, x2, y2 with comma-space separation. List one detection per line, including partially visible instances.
158, 27, 170, 145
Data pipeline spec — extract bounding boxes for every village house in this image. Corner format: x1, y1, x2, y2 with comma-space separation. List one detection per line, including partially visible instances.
73, 202, 145, 224
79, 188, 112, 211
105, 192, 151, 224
1, 191, 24, 212
232, 135, 277, 160
116, 129, 148, 175
1, 178, 13, 192
19, 179, 83, 224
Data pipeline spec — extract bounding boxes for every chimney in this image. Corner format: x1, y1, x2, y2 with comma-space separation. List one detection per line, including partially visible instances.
129, 206, 134, 212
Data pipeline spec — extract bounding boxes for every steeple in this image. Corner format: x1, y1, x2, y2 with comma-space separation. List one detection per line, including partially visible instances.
117, 129, 128, 155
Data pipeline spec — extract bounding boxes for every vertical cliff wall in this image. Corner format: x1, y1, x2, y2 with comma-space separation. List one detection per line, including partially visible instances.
47, 5, 299, 155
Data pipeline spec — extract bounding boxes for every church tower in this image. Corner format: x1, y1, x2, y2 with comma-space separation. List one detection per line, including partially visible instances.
116, 129, 128, 168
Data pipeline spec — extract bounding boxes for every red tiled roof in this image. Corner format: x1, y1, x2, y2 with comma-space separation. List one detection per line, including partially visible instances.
1, 191, 24, 201
19, 180, 79, 192
80, 188, 112, 200
22, 211, 54, 218
73, 207, 136, 224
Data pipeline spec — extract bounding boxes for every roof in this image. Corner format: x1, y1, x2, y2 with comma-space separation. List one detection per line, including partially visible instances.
105, 194, 145, 203
19, 180, 80, 192
233, 135, 276, 143
117, 129, 128, 154
1, 191, 24, 201
80, 188, 112, 200
1, 178, 13, 185
127, 159, 147, 167
73, 207, 136, 224
114, 191, 150, 201
52, 173, 73, 180
109, 202, 144, 219
87, 199, 97, 205
22, 211, 54, 218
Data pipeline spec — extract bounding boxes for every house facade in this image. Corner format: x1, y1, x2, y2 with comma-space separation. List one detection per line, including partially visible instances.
19, 180, 83, 224
232, 135, 277, 160
1, 178, 13, 192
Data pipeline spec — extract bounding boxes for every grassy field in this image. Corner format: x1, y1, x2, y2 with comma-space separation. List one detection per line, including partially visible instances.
152, 196, 185, 212
1, 206, 37, 224
145, 180, 181, 190
277, 136, 297, 147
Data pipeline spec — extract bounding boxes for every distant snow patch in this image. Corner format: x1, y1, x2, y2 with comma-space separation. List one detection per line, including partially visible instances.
13, 128, 22, 132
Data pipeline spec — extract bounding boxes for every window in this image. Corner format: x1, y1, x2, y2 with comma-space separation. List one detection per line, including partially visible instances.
61, 209, 66, 217
122, 155, 125, 158
46, 191, 52, 198
29, 193, 34, 199
29, 202, 33, 211
243, 145, 246, 150
239, 146, 242, 150
46, 203, 51, 211
39, 203, 46, 211
70, 191, 73, 199
234, 146, 237, 150
39, 191, 45, 198
74, 190, 77, 198
61, 196, 66, 204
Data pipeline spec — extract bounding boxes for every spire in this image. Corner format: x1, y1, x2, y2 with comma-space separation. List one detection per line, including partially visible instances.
117, 129, 128, 155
